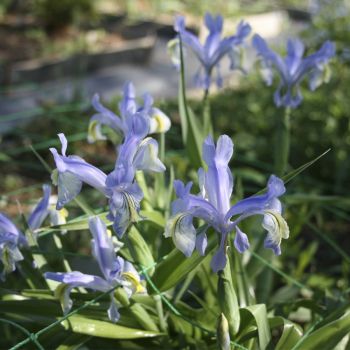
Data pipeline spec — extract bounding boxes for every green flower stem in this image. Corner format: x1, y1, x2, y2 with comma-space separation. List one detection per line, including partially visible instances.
233, 249, 253, 307
217, 255, 240, 337
274, 107, 291, 177
159, 132, 165, 163
172, 269, 196, 304
203, 88, 213, 136
154, 294, 167, 333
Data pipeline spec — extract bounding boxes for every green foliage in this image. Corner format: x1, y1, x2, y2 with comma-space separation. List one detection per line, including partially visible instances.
1, 6, 350, 348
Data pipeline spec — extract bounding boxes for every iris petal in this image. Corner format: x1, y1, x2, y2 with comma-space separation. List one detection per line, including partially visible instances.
108, 297, 120, 323
254, 34, 335, 108
262, 210, 289, 255
89, 217, 122, 282
234, 227, 250, 253
109, 184, 143, 238
164, 212, 196, 258
133, 137, 166, 173
174, 14, 250, 89
28, 184, 51, 231
210, 232, 228, 272
195, 230, 208, 256
56, 171, 83, 210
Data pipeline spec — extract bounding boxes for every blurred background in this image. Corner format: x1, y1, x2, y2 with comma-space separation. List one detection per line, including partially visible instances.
0, 0, 350, 295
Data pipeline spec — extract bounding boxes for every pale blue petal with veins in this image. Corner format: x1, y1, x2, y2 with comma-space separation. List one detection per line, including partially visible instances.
253, 34, 335, 108
173, 13, 251, 89
165, 135, 289, 272
45, 217, 143, 322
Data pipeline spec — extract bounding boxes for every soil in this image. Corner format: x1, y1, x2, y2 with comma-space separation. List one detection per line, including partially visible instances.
0, 26, 40, 61
0, 15, 125, 63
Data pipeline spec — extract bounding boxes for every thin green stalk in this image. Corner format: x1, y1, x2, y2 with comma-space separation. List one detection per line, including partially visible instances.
201, 264, 217, 297
178, 35, 190, 144
177, 34, 203, 168
159, 132, 165, 163
172, 269, 196, 304
154, 294, 168, 333
141, 265, 248, 350
250, 251, 310, 291
232, 249, 252, 307
274, 107, 291, 177
203, 88, 213, 136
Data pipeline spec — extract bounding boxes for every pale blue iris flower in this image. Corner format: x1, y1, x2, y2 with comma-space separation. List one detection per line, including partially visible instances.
44, 216, 143, 322
0, 184, 53, 280
105, 113, 165, 237
253, 34, 335, 108
0, 213, 27, 281
88, 82, 171, 143
172, 13, 251, 89
50, 133, 108, 210
51, 114, 165, 237
165, 135, 289, 272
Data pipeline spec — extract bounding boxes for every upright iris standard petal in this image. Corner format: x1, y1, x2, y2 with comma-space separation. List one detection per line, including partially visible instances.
202, 135, 233, 215
118, 81, 137, 118
253, 34, 335, 108
28, 184, 51, 231
173, 13, 251, 89
165, 134, 289, 272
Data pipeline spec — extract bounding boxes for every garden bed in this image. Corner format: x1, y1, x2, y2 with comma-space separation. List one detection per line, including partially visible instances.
0, 14, 160, 85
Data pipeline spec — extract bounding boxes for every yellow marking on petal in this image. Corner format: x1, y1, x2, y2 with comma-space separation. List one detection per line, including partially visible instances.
87, 120, 106, 143
124, 192, 140, 224
2, 247, 13, 274
122, 272, 145, 293
58, 208, 69, 223
164, 212, 183, 238
55, 283, 72, 314
150, 113, 170, 133
264, 210, 290, 242
106, 229, 113, 238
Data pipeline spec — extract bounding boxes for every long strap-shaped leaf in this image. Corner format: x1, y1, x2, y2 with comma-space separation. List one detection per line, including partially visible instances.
178, 35, 205, 169
292, 309, 350, 350
152, 231, 216, 291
